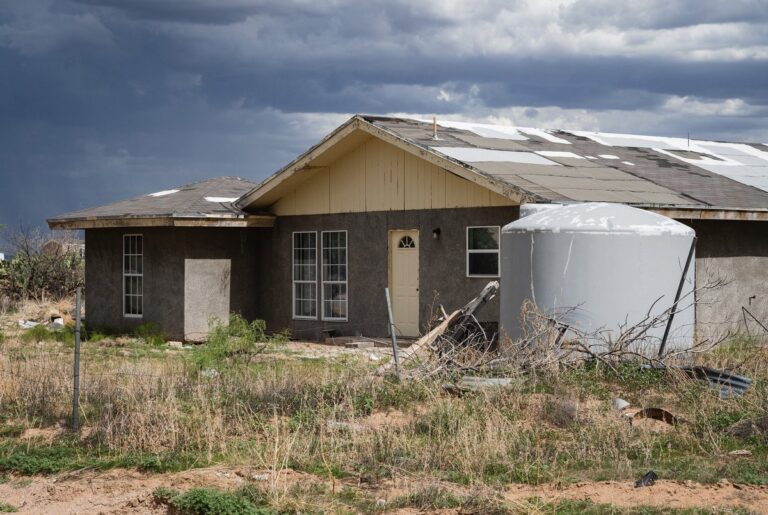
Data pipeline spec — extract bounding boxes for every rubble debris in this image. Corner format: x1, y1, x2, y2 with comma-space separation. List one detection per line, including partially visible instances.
642, 364, 752, 398
728, 449, 753, 457
18, 320, 40, 329
344, 341, 374, 350
635, 470, 658, 488
443, 375, 514, 395
630, 408, 679, 426
51, 317, 65, 329
678, 365, 752, 399
725, 416, 768, 440
376, 309, 461, 375
612, 398, 630, 411
167, 341, 184, 349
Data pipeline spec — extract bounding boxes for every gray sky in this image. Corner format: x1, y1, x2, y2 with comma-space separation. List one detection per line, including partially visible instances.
1, 0, 767, 237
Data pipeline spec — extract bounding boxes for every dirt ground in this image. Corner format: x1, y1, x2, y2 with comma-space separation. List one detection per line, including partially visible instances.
1, 465, 767, 514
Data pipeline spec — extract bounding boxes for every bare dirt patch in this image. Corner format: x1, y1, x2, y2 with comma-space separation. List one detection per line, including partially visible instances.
505, 479, 768, 511
2, 467, 767, 514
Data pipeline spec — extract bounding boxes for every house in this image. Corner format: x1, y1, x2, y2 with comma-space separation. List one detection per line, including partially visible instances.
48, 116, 768, 341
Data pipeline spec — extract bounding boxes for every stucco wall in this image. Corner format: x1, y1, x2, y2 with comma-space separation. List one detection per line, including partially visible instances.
84, 227, 264, 339
687, 220, 768, 340
255, 206, 519, 340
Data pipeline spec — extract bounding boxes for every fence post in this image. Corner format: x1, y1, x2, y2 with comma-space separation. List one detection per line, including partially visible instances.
72, 287, 81, 432
384, 288, 401, 377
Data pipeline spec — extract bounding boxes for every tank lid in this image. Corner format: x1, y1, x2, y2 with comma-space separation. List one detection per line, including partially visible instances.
503, 202, 695, 236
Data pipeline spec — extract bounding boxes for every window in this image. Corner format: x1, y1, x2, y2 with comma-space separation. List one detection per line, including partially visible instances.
398, 235, 416, 248
466, 226, 500, 277
293, 232, 317, 319
322, 231, 347, 320
123, 234, 143, 317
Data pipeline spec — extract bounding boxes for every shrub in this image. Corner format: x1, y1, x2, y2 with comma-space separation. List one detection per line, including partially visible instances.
0, 501, 18, 513
190, 314, 287, 370
0, 227, 83, 306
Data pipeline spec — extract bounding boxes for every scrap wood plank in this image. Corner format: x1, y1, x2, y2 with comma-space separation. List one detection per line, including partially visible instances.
376, 309, 461, 375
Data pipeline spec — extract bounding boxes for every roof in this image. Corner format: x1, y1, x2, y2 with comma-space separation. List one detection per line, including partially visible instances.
48, 177, 275, 229
236, 115, 768, 220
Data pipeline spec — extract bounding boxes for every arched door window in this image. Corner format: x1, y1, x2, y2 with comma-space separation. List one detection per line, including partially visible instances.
398, 235, 416, 249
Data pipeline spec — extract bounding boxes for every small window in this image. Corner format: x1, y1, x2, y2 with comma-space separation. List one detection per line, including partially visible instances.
322, 231, 348, 321
466, 226, 500, 277
398, 235, 416, 249
123, 234, 143, 317
293, 232, 317, 319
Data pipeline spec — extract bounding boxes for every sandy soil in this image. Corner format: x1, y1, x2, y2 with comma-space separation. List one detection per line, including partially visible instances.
1, 465, 767, 514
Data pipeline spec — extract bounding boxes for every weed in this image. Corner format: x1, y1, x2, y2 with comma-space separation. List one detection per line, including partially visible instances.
0, 425, 23, 438
86, 331, 107, 343
151, 486, 180, 504
21, 325, 73, 345
158, 486, 276, 515
133, 321, 165, 346
0, 502, 17, 513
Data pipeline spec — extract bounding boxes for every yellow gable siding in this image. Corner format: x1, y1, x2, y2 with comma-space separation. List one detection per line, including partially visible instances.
272, 138, 515, 215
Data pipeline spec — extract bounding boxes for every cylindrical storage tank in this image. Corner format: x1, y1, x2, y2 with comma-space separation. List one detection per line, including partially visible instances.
500, 203, 696, 352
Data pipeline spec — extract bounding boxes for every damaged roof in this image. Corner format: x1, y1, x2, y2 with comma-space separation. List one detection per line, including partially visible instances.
367, 116, 768, 210
236, 115, 768, 219
48, 177, 275, 229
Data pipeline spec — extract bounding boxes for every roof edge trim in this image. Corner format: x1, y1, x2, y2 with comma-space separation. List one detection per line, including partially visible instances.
47, 215, 276, 230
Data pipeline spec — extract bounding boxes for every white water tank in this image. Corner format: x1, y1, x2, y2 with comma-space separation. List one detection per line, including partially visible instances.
500, 203, 696, 352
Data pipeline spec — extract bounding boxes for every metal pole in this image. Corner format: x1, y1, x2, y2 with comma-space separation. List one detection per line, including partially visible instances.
72, 287, 81, 432
658, 237, 697, 359
384, 288, 401, 377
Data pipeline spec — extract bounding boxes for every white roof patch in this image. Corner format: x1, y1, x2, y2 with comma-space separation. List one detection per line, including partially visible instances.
431, 147, 560, 166
535, 151, 585, 159
418, 119, 529, 141
517, 128, 571, 144
205, 196, 239, 203
598, 154, 620, 160
148, 189, 179, 197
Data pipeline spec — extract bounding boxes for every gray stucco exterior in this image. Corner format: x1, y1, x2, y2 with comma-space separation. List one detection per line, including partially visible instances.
84, 207, 518, 340
254, 206, 519, 340
83, 210, 767, 343
687, 220, 768, 339
84, 227, 265, 339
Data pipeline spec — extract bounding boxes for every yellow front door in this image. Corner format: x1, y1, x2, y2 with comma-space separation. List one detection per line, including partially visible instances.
389, 230, 420, 337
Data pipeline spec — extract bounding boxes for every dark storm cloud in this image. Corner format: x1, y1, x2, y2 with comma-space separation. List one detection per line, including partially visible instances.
1, 0, 767, 240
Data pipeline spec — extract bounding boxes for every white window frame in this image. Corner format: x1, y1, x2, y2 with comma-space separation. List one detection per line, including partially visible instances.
321, 230, 348, 322
292, 231, 318, 320
466, 226, 500, 278
123, 234, 143, 318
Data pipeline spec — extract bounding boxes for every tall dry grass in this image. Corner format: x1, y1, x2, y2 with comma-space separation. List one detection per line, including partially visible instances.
0, 324, 767, 487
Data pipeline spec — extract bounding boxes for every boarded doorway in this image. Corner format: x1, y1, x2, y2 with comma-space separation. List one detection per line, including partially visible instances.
184, 259, 231, 341
389, 230, 420, 337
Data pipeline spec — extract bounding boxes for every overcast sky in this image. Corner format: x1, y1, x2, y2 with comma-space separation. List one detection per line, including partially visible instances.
1, 0, 768, 239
